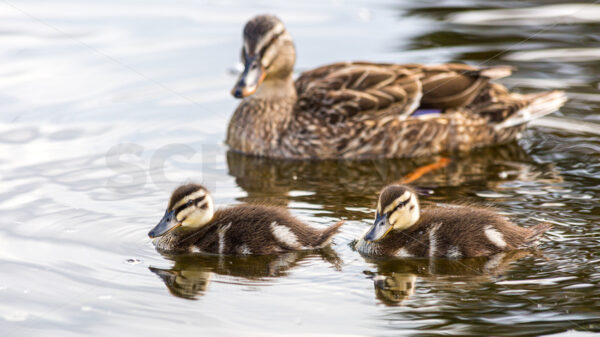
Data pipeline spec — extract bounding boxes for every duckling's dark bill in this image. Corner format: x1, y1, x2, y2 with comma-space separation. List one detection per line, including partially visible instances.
365, 213, 392, 242
149, 209, 181, 238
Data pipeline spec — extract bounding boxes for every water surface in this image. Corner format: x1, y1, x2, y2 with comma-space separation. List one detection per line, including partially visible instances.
1, 0, 599, 336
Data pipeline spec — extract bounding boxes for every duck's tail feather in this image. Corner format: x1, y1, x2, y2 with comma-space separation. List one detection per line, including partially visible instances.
520, 222, 552, 248
494, 90, 567, 130
315, 220, 345, 248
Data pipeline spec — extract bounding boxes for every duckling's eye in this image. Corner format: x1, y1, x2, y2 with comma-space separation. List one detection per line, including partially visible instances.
186, 199, 193, 207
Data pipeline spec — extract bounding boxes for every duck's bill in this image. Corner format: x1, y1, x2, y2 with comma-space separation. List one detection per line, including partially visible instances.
364, 213, 392, 242
148, 209, 181, 238
231, 55, 266, 98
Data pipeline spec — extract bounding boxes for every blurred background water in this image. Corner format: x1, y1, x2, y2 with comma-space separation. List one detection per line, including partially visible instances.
0, 0, 599, 336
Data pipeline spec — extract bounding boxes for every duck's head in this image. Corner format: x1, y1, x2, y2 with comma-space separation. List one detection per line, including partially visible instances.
364, 185, 420, 242
148, 184, 214, 238
231, 14, 296, 99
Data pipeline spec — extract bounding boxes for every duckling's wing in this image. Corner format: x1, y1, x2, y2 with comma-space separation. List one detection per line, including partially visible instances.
295, 62, 423, 122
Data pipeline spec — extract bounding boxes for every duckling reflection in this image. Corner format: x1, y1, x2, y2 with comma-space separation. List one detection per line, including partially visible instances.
227, 143, 562, 210
372, 273, 417, 305
367, 250, 531, 306
149, 249, 341, 300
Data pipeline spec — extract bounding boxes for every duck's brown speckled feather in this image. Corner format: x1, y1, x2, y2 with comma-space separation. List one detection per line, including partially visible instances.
228, 62, 565, 159
227, 16, 566, 159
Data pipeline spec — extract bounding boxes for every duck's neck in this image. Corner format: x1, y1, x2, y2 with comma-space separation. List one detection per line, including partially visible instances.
227, 76, 297, 157
255, 76, 296, 100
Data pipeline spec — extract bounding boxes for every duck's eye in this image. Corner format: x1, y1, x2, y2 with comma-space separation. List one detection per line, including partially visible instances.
186, 199, 193, 206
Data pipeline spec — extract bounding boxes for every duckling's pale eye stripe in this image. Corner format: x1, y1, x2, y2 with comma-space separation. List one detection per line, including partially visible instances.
383, 191, 411, 214
173, 190, 206, 209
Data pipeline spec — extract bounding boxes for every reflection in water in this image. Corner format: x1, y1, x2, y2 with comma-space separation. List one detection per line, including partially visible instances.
149, 249, 341, 300
373, 273, 417, 305
227, 143, 562, 211
367, 250, 532, 306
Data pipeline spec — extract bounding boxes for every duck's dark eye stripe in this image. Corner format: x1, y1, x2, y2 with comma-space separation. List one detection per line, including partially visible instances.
259, 31, 284, 57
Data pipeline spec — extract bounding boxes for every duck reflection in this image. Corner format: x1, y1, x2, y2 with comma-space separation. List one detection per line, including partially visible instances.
366, 250, 531, 306
227, 143, 561, 213
149, 248, 341, 300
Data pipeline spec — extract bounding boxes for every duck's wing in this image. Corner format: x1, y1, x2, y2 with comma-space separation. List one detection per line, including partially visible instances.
295, 62, 423, 123
294, 62, 515, 124
404, 63, 514, 109
291, 62, 565, 159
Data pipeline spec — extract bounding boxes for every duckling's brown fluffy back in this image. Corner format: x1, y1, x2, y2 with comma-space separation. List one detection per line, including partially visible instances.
360, 206, 550, 258
154, 204, 344, 255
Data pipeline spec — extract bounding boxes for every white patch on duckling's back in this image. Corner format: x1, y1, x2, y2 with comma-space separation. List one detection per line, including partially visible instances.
447, 245, 462, 259
270, 222, 302, 249
429, 223, 442, 258
218, 223, 232, 255
190, 247, 203, 254
237, 244, 252, 255
395, 247, 413, 257
484, 226, 507, 248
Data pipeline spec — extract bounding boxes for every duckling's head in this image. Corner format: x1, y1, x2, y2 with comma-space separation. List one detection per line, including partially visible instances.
231, 14, 296, 98
364, 185, 420, 242
148, 184, 214, 238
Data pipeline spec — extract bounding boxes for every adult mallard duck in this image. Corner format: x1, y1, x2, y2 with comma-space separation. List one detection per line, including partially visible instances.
355, 184, 551, 258
227, 15, 567, 159
148, 183, 344, 254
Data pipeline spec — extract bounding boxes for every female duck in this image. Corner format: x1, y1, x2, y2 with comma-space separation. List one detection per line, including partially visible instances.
228, 15, 566, 159
356, 185, 551, 257
148, 183, 344, 254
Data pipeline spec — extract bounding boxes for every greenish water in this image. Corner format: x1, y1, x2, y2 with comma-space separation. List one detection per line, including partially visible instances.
0, 0, 599, 336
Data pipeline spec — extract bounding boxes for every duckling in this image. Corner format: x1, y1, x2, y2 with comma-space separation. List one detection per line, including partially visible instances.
227, 15, 566, 159
148, 183, 344, 254
356, 184, 551, 257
